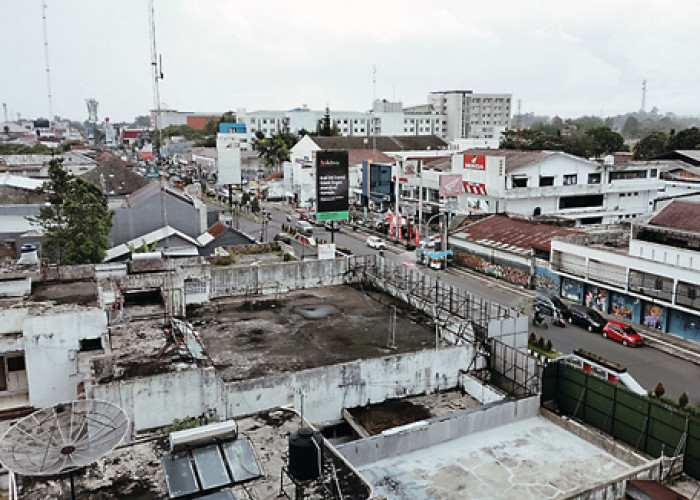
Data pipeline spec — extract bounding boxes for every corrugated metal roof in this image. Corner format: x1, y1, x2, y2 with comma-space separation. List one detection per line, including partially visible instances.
455, 214, 580, 253
348, 149, 394, 165
311, 135, 448, 152
459, 149, 561, 172
650, 200, 700, 232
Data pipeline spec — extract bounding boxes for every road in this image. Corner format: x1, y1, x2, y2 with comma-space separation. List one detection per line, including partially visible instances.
235, 201, 700, 406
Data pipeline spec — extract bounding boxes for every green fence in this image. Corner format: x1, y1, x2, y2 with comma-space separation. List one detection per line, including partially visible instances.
541, 363, 700, 479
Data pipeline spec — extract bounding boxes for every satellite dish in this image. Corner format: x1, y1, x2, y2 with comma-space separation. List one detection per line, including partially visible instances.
0, 400, 129, 476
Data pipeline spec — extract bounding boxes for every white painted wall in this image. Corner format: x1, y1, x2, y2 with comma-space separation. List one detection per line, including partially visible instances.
23, 309, 107, 408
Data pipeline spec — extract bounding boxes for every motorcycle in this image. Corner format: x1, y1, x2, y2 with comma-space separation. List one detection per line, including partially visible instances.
551, 311, 566, 328
532, 309, 548, 329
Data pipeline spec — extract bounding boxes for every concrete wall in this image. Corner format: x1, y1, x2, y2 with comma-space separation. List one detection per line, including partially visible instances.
0, 277, 32, 297
336, 396, 540, 467
91, 345, 476, 431
459, 372, 506, 404
23, 308, 107, 408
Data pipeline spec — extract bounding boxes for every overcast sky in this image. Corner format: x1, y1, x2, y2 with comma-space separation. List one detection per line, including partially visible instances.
2, 0, 699, 124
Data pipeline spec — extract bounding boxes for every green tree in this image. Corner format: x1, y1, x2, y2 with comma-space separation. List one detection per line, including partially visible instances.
252, 131, 293, 169
633, 131, 669, 159
316, 106, 340, 137
621, 116, 642, 139
220, 111, 237, 123
585, 127, 626, 156
132, 115, 151, 127
29, 158, 114, 264
666, 126, 700, 150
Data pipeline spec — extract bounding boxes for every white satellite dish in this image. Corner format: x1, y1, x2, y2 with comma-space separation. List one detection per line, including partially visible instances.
0, 400, 129, 476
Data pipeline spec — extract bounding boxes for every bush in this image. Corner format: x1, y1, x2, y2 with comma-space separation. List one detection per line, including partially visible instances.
679, 392, 689, 408
654, 382, 666, 398
537, 336, 545, 349
529, 332, 537, 345
545, 339, 553, 352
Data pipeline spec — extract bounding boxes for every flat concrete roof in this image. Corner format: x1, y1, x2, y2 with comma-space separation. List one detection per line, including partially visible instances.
358, 416, 634, 499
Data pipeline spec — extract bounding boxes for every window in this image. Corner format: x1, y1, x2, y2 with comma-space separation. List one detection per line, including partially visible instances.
654, 278, 663, 291
563, 174, 577, 185
689, 288, 697, 300
650, 169, 657, 178
539, 176, 554, 187
512, 176, 528, 188
588, 173, 601, 184
80, 338, 102, 352
7, 356, 25, 372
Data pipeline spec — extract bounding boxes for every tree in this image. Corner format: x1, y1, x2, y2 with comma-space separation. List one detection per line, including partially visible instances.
220, 111, 237, 123
666, 126, 700, 151
252, 131, 294, 169
29, 158, 114, 264
653, 381, 666, 398
621, 116, 642, 139
585, 127, 626, 156
633, 131, 669, 159
316, 106, 339, 137
678, 392, 689, 408
132, 115, 151, 127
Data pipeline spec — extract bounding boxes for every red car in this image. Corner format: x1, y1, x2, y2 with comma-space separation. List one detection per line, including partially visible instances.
602, 321, 644, 347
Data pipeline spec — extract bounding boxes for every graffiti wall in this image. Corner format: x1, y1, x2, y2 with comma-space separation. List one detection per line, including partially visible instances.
584, 286, 608, 313
667, 309, 700, 342
533, 266, 559, 294
454, 251, 530, 287
561, 278, 583, 303
642, 302, 666, 331
610, 292, 636, 320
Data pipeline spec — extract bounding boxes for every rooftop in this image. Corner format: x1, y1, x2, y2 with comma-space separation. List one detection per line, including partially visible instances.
650, 200, 700, 233
311, 135, 448, 152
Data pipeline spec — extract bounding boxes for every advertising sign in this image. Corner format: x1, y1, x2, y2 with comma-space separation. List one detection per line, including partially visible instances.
317, 243, 336, 260
316, 151, 349, 222
145, 164, 159, 178
463, 155, 487, 170
439, 173, 463, 197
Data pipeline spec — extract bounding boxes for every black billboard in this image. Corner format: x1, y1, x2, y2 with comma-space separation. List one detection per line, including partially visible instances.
315, 150, 349, 221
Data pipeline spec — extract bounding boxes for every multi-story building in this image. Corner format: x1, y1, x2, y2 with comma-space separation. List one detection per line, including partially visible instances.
428, 90, 511, 141
549, 200, 700, 343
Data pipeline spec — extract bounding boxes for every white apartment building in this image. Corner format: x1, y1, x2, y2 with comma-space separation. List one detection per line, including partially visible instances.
428, 90, 511, 142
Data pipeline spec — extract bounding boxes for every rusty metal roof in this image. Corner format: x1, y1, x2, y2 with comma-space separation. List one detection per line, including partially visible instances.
650, 200, 700, 232
455, 214, 580, 254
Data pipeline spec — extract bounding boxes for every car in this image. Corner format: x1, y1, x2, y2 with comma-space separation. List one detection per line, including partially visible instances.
568, 304, 606, 332
366, 236, 387, 250
602, 321, 644, 347
324, 221, 340, 232
273, 233, 292, 244
533, 293, 570, 319
296, 220, 314, 236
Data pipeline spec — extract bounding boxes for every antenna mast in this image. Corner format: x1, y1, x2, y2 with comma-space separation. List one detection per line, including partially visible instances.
641, 80, 647, 113
41, 0, 54, 121
148, 0, 164, 141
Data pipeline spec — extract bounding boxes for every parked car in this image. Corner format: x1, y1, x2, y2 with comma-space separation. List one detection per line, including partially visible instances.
568, 304, 606, 332
296, 220, 314, 236
533, 293, 570, 319
273, 233, 292, 244
602, 321, 644, 347
366, 236, 387, 250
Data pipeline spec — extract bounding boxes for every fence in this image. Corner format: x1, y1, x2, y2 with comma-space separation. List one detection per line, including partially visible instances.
542, 362, 700, 479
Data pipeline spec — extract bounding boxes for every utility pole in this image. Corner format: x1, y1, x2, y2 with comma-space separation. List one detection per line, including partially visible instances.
641, 80, 647, 113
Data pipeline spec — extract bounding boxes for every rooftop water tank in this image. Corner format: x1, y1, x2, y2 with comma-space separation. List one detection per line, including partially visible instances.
288, 427, 323, 481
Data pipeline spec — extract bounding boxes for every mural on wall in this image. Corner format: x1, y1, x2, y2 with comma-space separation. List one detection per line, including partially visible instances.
584, 287, 607, 313
643, 302, 665, 330
454, 251, 530, 286
534, 266, 559, 294
668, 309, 700, 343
562, 278, 582, 303
610, 293, 634, 320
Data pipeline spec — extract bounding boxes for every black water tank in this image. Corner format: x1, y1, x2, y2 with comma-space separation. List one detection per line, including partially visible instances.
288, 427, 323, 481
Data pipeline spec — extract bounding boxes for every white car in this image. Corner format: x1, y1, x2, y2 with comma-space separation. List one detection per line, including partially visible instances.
367, 236, 387, 250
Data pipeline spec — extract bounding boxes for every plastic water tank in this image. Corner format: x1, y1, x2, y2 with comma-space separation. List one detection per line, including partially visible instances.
288, 427, 323, 481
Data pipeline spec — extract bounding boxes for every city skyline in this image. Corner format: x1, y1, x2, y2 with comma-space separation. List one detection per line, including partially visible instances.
2, 0, 700, 124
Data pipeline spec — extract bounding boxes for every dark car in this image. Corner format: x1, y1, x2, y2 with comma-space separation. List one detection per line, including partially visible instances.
533, 293, 570, 319
273, 233, 292, 244
567, 304, 606, 332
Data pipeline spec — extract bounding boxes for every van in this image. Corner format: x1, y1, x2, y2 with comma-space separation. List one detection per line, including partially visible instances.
296, 220, 314, 236
533, 293, 570, 319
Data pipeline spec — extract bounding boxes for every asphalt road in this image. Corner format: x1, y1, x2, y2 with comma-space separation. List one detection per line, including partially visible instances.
237, 202, 700, 406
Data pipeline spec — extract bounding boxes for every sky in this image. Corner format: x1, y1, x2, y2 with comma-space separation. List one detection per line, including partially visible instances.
2, 0, 699, 124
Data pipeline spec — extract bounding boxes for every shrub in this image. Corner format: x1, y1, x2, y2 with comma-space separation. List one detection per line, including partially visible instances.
529, 332, 537, 345
679, 392, 689, 409
654, 382, 666, 398
537, 336, 545, 349
545, 339, 553, 352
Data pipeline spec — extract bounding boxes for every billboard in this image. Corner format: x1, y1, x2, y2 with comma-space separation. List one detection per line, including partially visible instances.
315, 151, 349, 221
463, 155, 487, 170
362, 161, 392, 204
453, 154, 506, 198
439, 173, 463, 196
145, 164, 159, 178
217, 134, 242, 185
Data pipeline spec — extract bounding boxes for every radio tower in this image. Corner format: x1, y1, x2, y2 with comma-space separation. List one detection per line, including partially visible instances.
148, 0, 164, 137
640, 80, 647, 113
42, 0, 54, 121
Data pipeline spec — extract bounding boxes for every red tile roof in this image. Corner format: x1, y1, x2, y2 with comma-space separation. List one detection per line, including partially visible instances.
264, 172, 283, 181
650, 200, 700, 232
455, 214, 580, 253
207, 221, 229, 238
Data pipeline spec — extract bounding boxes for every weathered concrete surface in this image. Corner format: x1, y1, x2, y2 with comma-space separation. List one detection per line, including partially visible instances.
354, 412, 647, 499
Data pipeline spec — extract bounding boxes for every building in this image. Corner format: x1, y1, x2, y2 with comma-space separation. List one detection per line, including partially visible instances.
550, 200, 700, 342
0, 152, 97, 178
428, 90, 512, 141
